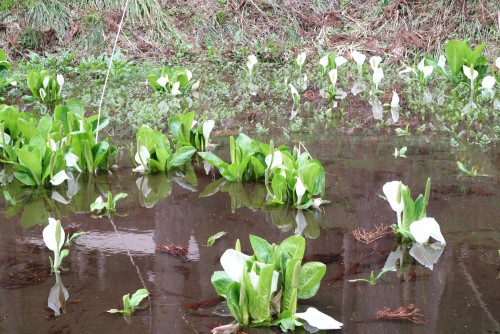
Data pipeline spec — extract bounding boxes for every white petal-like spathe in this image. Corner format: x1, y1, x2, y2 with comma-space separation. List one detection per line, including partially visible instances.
383, 181, 405, 213
191, 80, 200, 91
328, 68, 337, 85
157, 76, 168, 87
373, 67, 384, 88
417, 60, 433, 79
496, 57, 500, 69
134, 146, 150, 166
295, 176, 306, 206
220, 249, 250, 283
171, 81, 181, 95
247, 55, 258, 72
56, 74, 64, 89
290, 84, 298, 96
390, 91, 399, 108
186, 69, 192, 81
409, 242, 445, 270
265, 151, 283, 170
50, 170, 70, 186
410, 217, 446, 244
296, 308, 343, 330
437, 55, 446, 70
369, 56, 382, 70
296, 52, 306, 67
463, 65, 478, 81
39, 88, 46, 100
203, 120, 215, 146
0, 132, 10, 144
43, 218, 65, 252
351, 50, 366, 66
335, 56, 347, 67
319, 55, 329, 69
43, 76, 50, 88
65, 152, 81, 173
482, 75, 496, 89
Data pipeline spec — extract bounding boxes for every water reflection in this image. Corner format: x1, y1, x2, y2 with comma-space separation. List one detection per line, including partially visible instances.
383, 242, 446, 273
47, 272, 68, 316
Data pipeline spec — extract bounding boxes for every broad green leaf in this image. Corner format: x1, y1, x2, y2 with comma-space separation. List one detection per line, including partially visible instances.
282, 258, 301, 313
401, 189, 415, 230
249, 234, 273, 263
13, 170, 36, 186
136, 125, 156, 154
36, 115, 52, 139
445, 40, 468, 76
167, 146, 196, 170
81, 140, 94, 173
91, 140, 110, 169
226, 282, 243, 324
17, 118, 36, 141
67, 98, 84, 118
298, 262, 326, 299
211, 271, 234, 297
129, 289, 149, 309
280, 235, 305, 260
467, 43, 485, 67
16, 148, 41, 185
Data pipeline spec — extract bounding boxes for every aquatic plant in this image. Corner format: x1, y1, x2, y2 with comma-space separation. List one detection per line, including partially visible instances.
43, 218, 69, 273
148, 66, 194, 96
348, 267, 394, 286
393, 146, 407, 158
26, 70, 64, 105
108, 288, 149, 323
390, 91, 400, 123
133, 124, 196, 173
456, 161, 489, 177
350, 50, 366, 95
0, 50, 17, 98
369, 56, 384, 120
462, 64, 479, 115
289, 84, 300, 120
382, 179, 446, 245
205, 231, 227, 247
90, 191, 128, 215
294, 52, 307, 91
318, 52, 348, 105
211, 235, 342, 331
168, 111, 214, 152
444, 40, 486, 82
246, 55, 258, 95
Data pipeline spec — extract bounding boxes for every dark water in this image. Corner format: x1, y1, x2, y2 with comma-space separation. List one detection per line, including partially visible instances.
0, 135, 499, 334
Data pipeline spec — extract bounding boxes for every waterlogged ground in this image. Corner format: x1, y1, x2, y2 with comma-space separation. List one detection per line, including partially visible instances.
0, 135, 499, 333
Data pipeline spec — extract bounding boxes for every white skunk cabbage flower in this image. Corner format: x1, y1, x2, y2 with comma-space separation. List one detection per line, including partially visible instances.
390, 91, 400, 123
133, 146, 150, 173
417, 59, 433, 79
43, 76, 50, 88
171, 81, 181, 95
50, 170, 70, 186
463, 65, 478, 81
372, 68, 384, 90
369, 56, 382, 70
351, 50, 366, 68
482, 75, 496, 89
191, 80, 200, 91
157, 76, 169, 87
328, 68, 338, 86
296, 307, 343, 330
409, 217, 446, 245
220, 249, 250, 283
335, 56, 347, 67
437, 55, 446, 70
247, 55, 258, 73
43, 218, 65, 272
56, 74, 64, 92
370, 97, 383, 120
495, 57, 500, 70
295, 176, 306, 207
265, 151, 283, 170
319, 55, 329, 71
383, 181, 406, 227
185, 69, 193, 81
202, 120, 215, 149
296, 52, 306, 67
39, 88, 46, 101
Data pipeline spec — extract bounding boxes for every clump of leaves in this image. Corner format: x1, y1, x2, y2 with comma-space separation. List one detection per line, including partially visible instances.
90, 191, 127, 216
205, 231, 227, 247
108, 288, 149, 323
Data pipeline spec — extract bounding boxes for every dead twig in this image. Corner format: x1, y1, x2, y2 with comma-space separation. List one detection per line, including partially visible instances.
352, 224, 393, 244
374, 304, 427, 324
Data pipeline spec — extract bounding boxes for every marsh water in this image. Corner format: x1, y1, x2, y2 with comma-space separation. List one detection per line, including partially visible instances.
0, 135, 499, 334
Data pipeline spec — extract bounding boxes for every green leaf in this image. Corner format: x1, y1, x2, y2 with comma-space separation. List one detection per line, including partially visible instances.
17, 118, 37, 141
445, 40, 468, 77
226, 282, 243, 324
211, 271, 234, 297
167, 146, 196, 170
250, 264, 274, 322
13, 171, 37, 186
67, 98, 84, 118
16, 148, 42, 186
129, 289, 149, 309
466, 43, 485, 67
297, 262, 326, 299
280, 235, 305, 260
249, 234, 273, 263
91, 140, 110, 169
282, 258, 301, 313
136, 125, 156, 154
206, 231, 227, 247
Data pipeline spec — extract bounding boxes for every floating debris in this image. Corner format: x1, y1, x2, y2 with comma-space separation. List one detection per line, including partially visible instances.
352, 224, 393, 244
155, 243, 188, 261
374, 304, 427, 324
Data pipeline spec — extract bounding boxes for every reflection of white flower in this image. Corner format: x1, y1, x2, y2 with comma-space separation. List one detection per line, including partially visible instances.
296, 307, 343, 330
370, 97, 383, 120
203, 120, 215, 150
383, 181, 406, 227
390, 91, 400, 123
410, 217, 446, 245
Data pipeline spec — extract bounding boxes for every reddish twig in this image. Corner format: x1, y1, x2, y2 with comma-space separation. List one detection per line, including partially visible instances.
374, 304, 427, 324
352, 224, 393, 244
155, 243, 188, 261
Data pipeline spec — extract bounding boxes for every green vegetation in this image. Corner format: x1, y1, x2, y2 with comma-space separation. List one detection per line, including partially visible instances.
107, 288, 149, 323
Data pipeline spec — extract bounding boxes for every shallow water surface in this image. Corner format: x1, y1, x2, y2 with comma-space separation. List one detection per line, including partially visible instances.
0, 135, 499, 333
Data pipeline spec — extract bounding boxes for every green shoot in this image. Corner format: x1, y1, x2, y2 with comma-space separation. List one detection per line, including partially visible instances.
205, 231, 227, 247
395, 125, 410, 137
393, 146, 407, 158
348, 267, 395, 286
108, 288, 149, 323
